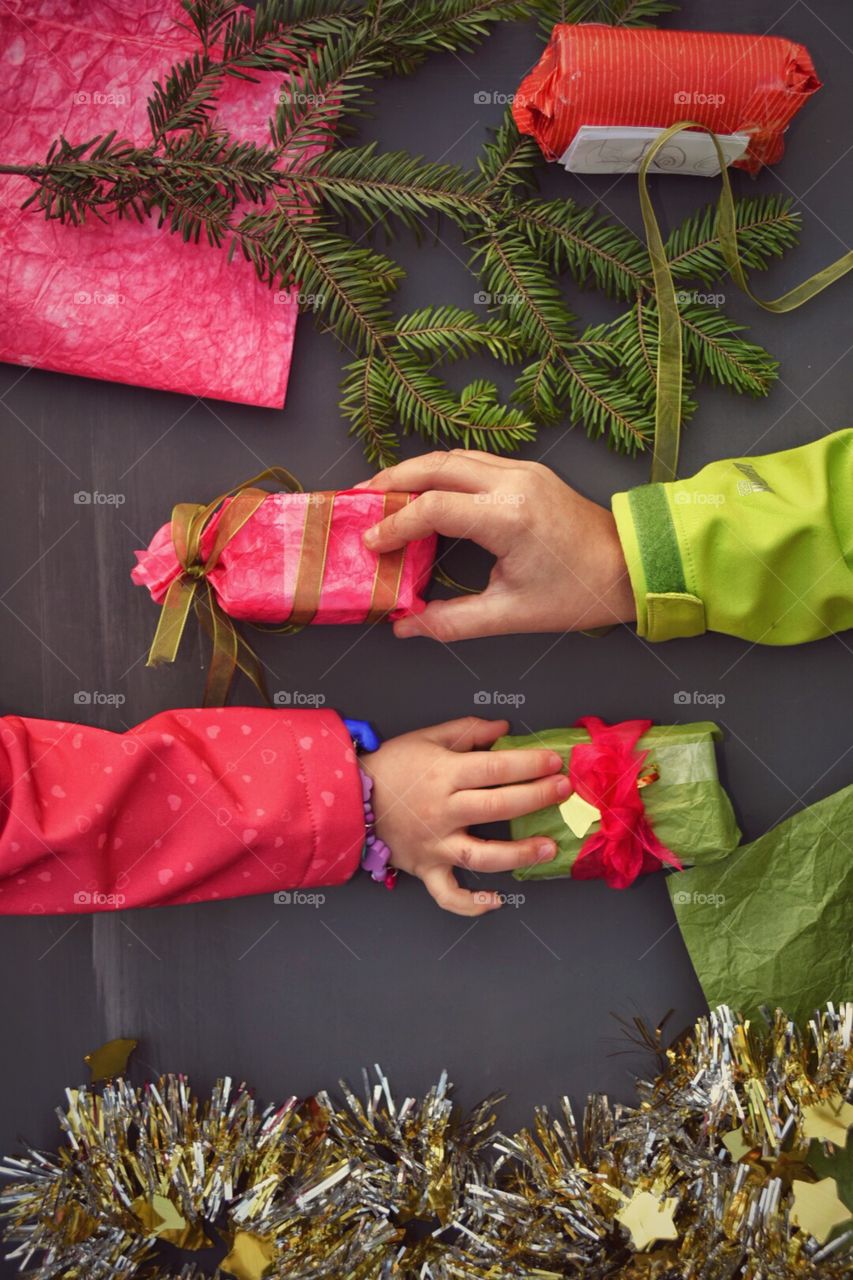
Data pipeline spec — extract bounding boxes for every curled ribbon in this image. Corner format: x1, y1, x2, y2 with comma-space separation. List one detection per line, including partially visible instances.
569, 716, 682, 889
638, 121, 853, 483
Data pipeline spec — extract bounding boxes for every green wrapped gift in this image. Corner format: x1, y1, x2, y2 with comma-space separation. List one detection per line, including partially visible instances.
493, 721, 740, 882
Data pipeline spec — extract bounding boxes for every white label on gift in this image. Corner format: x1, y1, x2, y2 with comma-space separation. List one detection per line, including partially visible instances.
559, 125, 750, 176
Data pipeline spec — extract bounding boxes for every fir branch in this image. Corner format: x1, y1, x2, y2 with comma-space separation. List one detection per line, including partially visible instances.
265, 3, 536, 157
342, 347, 535, 463
385, 306, 524, 362
147, 54, 224, 138
475, 112, 541, 198
534, 0, 677, 40
241, 211, 401, 352
473, 228, 652, 451
513, 355, 567, 426
339, 349, 399, 465
676, 301, 779, 396
556, 345, 656, 451
17, 131, 283, 228
386, 347, 535, 448
149, 0, 363, 139
598, 0, 678, 24
590, 301, 698, 424
180, 0, 242, 51
472, 227, 578, 351
373, 0, 536, 74
276, 143, 488, 230
513, 196, 650, 299
665, 194, 803, 284
268, 28, 384, 156
512, 346, 655, 450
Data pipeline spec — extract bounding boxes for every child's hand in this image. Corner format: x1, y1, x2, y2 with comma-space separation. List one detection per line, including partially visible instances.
361, 717, 568, 916
359, 450, 635, 639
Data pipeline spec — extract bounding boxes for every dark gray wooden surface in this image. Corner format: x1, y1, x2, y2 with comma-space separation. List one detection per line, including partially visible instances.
1, 1, 852, 1250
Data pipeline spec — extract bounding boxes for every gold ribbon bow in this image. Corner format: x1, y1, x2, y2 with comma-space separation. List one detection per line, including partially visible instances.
638, 121, 853, 482
146, 467, 303, 706
146, 470, 414, 706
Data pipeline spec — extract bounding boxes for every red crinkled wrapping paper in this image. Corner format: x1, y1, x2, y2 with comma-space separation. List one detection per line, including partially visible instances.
513, 24, 821, 174
0, 1, 310, 406
132, 489, 437, 624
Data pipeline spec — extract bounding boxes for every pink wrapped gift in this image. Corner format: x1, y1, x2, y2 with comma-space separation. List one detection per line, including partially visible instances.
133, 488, 436, 625
132, 478, 437, 702
0, 0, 313, 406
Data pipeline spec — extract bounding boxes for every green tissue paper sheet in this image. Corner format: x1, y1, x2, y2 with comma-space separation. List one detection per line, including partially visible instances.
494, 722, 740, 881
669, 783, 853, 1023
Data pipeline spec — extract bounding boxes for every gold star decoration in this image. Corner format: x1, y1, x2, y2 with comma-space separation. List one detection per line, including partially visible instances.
790, 1177, 851, 1244
132, 1194, 186, 1237
220, 1229, 277, 1280
84, 1037, 137, 1083
722, 1126, 753, 1163
558, 791, 601, 838
131, 1194, 207, 1250
802, 1094, 853, 1145
616, 1189, 679, 1251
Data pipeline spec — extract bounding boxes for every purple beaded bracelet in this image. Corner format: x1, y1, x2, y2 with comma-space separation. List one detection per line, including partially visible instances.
358, 765, 397, 890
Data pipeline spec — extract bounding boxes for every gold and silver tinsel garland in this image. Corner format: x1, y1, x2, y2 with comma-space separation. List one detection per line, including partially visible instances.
0, 1004, 851, 1279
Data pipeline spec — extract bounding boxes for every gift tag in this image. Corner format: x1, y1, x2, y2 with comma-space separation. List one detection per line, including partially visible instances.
560, 125, 750, 176
559, 791, 601, 838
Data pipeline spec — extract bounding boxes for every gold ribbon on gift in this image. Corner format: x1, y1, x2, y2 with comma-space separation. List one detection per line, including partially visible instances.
146, 473, 416, 705
638, 121, 853, 483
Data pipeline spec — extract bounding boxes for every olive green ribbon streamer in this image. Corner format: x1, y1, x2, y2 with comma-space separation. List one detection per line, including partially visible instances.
146, 467, 303, 706
433, 564, 480, 595
638, 121, 853, 482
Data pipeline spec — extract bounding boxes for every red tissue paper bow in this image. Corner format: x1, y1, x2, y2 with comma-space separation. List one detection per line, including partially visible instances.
569, 717, 682, 890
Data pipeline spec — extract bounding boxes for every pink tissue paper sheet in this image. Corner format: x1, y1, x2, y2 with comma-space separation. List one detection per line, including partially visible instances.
0, 1, 306, 407
132, 490, 438, 624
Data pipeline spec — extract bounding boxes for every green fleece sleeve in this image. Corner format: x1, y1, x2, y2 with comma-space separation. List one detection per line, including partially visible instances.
611, 431, 853, 644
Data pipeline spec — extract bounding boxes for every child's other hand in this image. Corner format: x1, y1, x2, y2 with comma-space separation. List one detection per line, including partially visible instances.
361, 717, 567, 916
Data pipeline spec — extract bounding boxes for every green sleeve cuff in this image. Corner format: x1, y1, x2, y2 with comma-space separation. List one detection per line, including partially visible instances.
612, 484, 706, 642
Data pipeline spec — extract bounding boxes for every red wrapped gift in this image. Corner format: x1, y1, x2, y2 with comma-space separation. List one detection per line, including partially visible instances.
132, 471, 437, 702
514, 24, 821, 175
